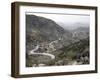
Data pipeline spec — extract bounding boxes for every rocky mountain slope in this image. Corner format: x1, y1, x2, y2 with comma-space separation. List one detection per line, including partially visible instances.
72, 27, 89, 39
26, 14, 89, 67
26, 15, 72, 54
52, 37, 89, 65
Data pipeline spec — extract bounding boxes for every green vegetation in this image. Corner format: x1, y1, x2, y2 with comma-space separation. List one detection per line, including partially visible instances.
56, 38, 89, 64
26, 15, 90, 67
46, 60, 56, 66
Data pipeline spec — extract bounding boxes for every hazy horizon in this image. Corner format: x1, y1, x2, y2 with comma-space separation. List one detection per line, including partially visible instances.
26, 12, 90, 30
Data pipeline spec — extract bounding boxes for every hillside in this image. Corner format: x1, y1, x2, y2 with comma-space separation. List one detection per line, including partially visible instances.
26, 15, 72, 54
53, 37, 89, 65
26, 14, 89, 67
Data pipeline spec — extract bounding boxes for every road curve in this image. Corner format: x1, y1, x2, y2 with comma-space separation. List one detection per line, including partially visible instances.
29, 45, 55, 59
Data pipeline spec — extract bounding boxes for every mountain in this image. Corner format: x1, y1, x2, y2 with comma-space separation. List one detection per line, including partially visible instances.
26, 15, 72, 53
72, 27, 89, 40
58, 22, 89, 30
26, 15, 89, 67
57, 22, 89, 41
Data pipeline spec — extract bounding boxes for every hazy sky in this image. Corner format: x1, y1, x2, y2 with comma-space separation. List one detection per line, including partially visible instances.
26, 12, 90, 30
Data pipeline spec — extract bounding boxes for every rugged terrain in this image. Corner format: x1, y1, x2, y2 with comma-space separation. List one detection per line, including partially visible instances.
26, 15, 89, 67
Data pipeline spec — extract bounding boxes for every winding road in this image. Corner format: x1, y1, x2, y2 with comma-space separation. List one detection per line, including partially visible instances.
29, 45, 55, 60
